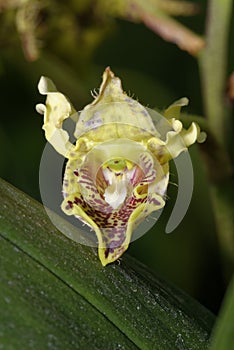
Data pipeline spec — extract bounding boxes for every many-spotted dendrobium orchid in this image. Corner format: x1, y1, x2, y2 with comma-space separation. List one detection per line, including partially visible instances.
36, 67, 205, 266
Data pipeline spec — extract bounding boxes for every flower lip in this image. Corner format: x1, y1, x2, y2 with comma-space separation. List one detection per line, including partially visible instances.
74, 139, 162, 220
72, 149, 162, 235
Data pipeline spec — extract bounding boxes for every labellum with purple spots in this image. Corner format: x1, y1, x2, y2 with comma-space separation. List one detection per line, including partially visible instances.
36, 67, 205, 266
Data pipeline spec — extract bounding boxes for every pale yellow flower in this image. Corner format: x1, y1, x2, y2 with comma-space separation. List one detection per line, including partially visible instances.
37, 67, 205, 266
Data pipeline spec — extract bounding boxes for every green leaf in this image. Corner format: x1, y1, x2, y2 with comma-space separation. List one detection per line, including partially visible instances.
210, 275, 234, 349
0, 178, 215, 349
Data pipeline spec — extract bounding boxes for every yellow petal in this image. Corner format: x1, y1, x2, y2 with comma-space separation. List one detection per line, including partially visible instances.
37, 76, 76, 157
164, 97, 189, 119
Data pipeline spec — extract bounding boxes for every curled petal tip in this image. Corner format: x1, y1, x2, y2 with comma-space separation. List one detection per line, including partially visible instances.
197, 131, 207, 143
179, 97, 189, 106
38, 76, 60, 95
164, 97, 189, 119
36, 103, 45, 115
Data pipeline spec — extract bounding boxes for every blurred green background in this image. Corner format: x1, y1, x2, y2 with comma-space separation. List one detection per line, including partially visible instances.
1, 0, 232, 315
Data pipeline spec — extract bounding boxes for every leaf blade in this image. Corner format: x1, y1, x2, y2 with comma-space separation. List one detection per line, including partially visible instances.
0, 235, 138, 350
0, 178, 215, 349
210, 275, 234, 350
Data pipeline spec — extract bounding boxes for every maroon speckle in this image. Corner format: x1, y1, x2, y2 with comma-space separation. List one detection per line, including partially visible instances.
65, 200, 74, 210
105, 248, 110, 259
74, 197, 82, 205
68, 200, 73, 208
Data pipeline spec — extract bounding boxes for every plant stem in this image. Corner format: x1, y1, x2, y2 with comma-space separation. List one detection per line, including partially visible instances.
198, 0, 234, 277
210, 182, 234, 274
199, 0, 233, 148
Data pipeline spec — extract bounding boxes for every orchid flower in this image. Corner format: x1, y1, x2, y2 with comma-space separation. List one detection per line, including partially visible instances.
36, 67, 205, 266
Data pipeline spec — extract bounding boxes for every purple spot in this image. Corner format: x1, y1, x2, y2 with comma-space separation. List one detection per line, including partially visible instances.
150, 198, 161, 206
